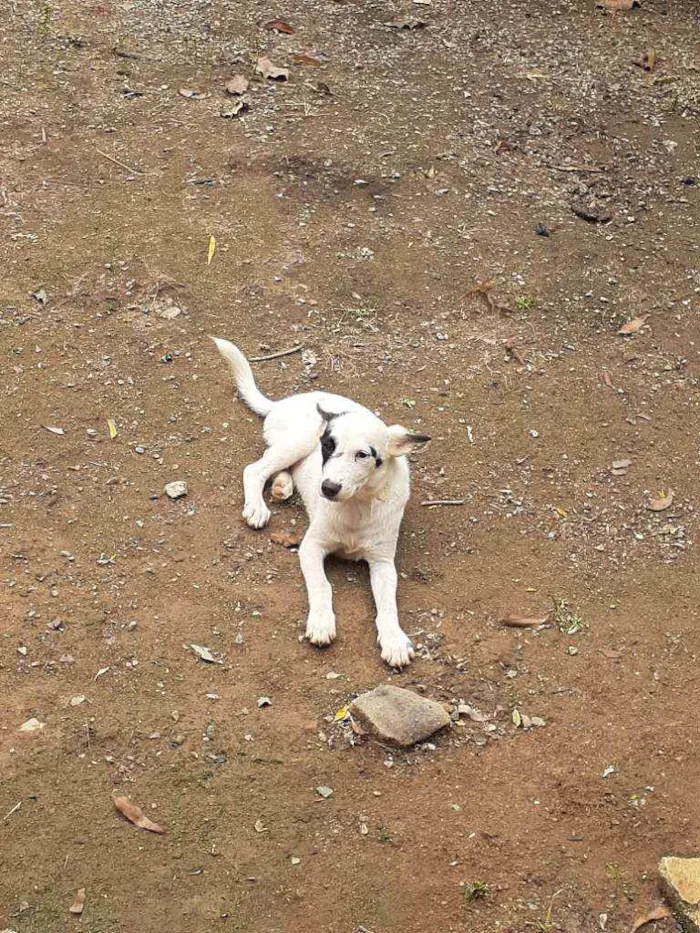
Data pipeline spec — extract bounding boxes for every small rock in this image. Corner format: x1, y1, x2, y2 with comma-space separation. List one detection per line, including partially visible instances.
70, 695, 87, 707
257, 696, 272, 708
69, 888, 86, 915
20, 718, 44, 733
534, 223, 551, 237
350, 685, 450, 748
164, 481, 188, 500
457, 703, 488, 723
659, 856, 700, 932
315, 785, 333, 798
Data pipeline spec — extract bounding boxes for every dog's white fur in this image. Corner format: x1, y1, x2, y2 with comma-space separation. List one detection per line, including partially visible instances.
213, 337, 430, 667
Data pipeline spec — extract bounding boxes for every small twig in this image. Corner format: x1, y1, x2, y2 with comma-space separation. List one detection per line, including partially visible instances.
95, 149, 144, 176
421, 499, 465, 507
549, 164, 605, 173
0, 523, 14, 529
249, 345, 303, 362
3, 801, 21, 821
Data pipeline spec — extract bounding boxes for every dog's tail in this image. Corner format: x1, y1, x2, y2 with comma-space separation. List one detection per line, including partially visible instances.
212, 337, 275, 417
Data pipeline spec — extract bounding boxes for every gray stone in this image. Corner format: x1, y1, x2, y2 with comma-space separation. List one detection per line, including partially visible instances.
351, 685, 450, 747
164, 481, 188, 500
659, 856, 700, 932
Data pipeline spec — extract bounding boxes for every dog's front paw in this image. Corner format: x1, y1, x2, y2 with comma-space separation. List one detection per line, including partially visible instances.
379, 629, 415, 669
242, 498, 271, 529
305, 612, 336, 647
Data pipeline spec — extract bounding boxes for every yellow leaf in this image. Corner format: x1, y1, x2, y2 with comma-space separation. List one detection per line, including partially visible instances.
207, 235, 216, 266
107, 418, 118, 440
334, 706, 349, 722
555, 506, 568, 519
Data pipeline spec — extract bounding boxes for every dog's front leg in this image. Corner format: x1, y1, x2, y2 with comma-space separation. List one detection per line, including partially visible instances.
299, 536, 336, 646
368, 558, 415, 668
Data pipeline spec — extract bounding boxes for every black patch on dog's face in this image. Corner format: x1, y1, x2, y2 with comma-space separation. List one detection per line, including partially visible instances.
321, 426, 336, 465
369, 445, 383, 468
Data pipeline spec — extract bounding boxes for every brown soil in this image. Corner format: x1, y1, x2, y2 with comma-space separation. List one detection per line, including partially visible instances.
1, 1, 699, 931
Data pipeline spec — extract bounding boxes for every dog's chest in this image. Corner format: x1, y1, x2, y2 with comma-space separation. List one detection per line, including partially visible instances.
329, 502, 390, 560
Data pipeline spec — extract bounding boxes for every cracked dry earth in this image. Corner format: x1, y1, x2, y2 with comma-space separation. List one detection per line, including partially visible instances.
1, 0, 699, 931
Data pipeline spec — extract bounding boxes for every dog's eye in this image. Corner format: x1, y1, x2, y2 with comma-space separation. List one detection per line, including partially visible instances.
356, 450, 369, 460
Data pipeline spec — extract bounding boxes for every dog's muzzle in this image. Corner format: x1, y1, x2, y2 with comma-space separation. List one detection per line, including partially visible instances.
321, 480, 342, 500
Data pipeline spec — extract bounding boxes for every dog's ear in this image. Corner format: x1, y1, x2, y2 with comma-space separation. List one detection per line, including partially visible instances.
317, 403, 334, 424
386, 425, 431, 457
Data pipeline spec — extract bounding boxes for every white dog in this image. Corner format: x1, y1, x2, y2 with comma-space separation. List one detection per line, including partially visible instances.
213, 338, 430, 668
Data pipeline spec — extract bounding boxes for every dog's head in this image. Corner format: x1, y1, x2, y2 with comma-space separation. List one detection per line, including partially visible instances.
317, 405, 430, 502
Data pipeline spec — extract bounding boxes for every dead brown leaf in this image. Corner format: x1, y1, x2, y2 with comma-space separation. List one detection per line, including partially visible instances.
225, 75, 249, 96
640, 49, 657, 71
648, 490, 674, 512
602, 371, 615, 389
256, 57, 289, 81
598, 0, 640, 9
178, 87, 209, 100
618, 314, 649, 335
69, 888, 86, 915
293, 53, 322, 66
630, 905, 670, 933
221, 99, 249, 118
265, 19, 295, 34
500, 615, 549, 628
114, 796, 166, 834
270, 530, 303, 549
504, 336, 525, 365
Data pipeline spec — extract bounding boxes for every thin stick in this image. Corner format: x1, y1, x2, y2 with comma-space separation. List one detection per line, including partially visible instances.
549, 164, 605, 173
3, 801, 21, 821
95, 149, 144, 176
249, 345, 303, 362
421, 499, 465, 507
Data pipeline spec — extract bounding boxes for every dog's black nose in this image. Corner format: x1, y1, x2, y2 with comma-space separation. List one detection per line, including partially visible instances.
321, 480, 342, 500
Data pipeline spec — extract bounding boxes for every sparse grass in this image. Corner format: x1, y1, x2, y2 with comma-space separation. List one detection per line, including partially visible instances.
515, 295, 537, 310
605, 862, 633, 902
376, 824, 393, 843
551, 597, 587, 635
463, 880, 489, 905
527, 888, 563, 932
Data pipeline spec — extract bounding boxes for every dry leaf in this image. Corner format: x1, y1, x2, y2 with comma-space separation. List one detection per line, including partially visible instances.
225, 75, 249, 96
618, 314, 649, 335
207, 235, 216, 265
114, 796, 165, 834
504, 336, 525, 365
293, 53, 322, 66
265, 19, 295, 34
598, 0, 640, 9
43, 425, 65, 435
641, 50, 656, 72
107, 418, 118, 439
648, 490, 673, 512
69, 889, 86, 915
602, 371, 615, 389
189, 643, 222, 664
270, 530, 303, 549
501, 615, 548, 628
630, 905, 670, 933
387, 15, 427, 28
256, 57, 289, 81
221, 99, 249, 118
178, 87, 209, 100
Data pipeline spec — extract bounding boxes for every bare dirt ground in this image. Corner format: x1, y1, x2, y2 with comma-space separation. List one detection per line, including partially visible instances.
1, 0, 699, 930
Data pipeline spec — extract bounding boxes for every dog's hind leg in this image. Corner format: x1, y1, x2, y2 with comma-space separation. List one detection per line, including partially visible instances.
242, 433, 317, 528
270, 470, 294, 501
